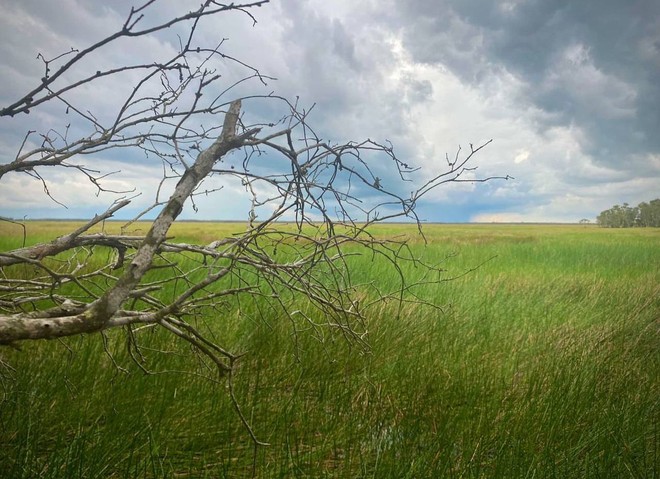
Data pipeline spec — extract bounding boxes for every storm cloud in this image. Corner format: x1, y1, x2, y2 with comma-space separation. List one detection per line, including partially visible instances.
1, 0, 658, 222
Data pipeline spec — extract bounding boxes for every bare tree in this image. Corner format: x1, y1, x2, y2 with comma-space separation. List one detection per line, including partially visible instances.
0, 0, 507, 443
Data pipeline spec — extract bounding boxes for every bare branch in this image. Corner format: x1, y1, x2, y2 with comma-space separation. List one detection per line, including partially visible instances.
0, 0, 507, 448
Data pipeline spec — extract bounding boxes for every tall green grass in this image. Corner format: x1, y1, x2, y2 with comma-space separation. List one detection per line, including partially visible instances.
0, 223, 658, 478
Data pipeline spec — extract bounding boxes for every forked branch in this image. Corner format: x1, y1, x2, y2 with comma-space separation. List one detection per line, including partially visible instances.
0, 0, 507, 449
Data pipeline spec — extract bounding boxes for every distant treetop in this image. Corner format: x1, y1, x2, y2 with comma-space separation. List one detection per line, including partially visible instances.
596, 199, 660, 227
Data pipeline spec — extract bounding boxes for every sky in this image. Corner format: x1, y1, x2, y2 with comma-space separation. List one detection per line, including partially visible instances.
0, 0, 659, 223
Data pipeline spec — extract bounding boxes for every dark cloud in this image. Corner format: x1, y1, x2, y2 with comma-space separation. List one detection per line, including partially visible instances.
393, 0, 660, 171
331, 19, 360, 70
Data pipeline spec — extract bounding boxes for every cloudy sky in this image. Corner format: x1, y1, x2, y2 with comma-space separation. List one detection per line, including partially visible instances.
1, 0, 659, 223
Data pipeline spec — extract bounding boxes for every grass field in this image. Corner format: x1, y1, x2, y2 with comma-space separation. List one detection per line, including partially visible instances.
0, 222, 658, 478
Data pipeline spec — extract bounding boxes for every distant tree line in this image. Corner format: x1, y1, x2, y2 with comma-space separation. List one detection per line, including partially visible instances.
596, 199, 660, 227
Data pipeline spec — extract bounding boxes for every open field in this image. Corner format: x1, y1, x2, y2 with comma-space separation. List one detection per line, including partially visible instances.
1, 222, 658, 478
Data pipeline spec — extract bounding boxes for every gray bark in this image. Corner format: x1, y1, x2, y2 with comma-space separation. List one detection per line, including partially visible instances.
0, 100, 258, 345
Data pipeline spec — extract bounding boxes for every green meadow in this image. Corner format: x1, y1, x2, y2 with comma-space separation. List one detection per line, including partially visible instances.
0, 222, 658, 478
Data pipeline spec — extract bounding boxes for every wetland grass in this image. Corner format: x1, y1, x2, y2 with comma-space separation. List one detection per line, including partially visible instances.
0, 222, 658, 477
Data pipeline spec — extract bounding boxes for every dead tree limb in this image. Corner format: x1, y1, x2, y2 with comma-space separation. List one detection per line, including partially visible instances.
0, 0, 508, 445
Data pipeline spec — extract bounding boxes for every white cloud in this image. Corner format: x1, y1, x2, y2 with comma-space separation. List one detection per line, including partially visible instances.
514, 149, 530, 164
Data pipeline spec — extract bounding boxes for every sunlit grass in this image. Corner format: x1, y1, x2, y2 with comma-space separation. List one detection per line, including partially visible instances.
0, 222, 658, 477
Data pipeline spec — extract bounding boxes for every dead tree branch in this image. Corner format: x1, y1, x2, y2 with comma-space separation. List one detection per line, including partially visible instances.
0, 0, 507, 447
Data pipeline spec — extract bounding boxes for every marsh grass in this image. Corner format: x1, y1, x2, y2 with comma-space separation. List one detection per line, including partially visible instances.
0, 223, 658, 478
